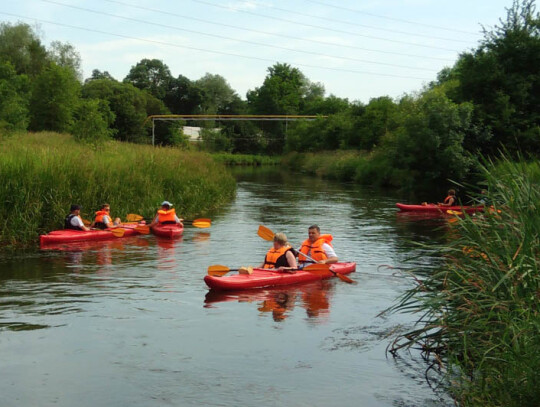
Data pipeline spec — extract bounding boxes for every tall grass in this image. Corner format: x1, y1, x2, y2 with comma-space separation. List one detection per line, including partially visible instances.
0, 132, 236, 247
211, 153, 281, 166
388, 157, 540, 406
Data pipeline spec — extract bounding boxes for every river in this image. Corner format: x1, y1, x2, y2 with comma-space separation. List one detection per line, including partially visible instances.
0, 167, 454, 406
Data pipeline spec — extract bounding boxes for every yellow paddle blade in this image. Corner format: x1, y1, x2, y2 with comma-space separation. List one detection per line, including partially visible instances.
111, 228, 125, 238
207, 264, 231, 277
302, 263, 331, 275
191, 221, 211, 229
192, 218, 211, 224
126, 213, 144, 222
82, 218, 92, 226
335, 272, 355, 284
135, 225, 150, 234
447, 210, 463, 216
257, 225, 275, 241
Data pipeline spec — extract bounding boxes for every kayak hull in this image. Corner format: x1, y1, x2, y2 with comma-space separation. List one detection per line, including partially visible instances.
204, 262, 356, 291
40, 224, 139, 246
151, 224, 184, 238
396, 203, 483, 214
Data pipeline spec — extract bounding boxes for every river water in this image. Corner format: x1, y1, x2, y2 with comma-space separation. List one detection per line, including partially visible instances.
0, 167, 454, 407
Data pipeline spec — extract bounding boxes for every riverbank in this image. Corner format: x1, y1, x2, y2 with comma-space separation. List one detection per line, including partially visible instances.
0, 132, 236, 247
389, 157, 540, 406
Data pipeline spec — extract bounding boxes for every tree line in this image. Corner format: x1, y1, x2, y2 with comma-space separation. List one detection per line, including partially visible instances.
1, 0, 539, 189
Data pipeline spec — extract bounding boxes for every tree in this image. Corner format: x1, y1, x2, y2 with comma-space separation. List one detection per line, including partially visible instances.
124, 58, 172, 100
85, 69, 117, 83
0, 22, 48, 77
164, 75, 203, 114
195, 73, 237, 115
71, 98, 116, 147
442, 0, 540, 155
0, 61, 30, 132
82, 79, 148, 142
29, 63, 81, 132
48, 41, 82, 81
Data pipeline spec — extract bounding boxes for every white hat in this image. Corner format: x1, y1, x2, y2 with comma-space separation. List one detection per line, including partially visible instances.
161, 201, 173, 207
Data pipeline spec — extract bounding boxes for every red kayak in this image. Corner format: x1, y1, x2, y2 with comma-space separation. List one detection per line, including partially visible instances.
204, 262, 356, 291
40, 224, 139, 246
396, 203, 483, 214
151, 223, 184, 238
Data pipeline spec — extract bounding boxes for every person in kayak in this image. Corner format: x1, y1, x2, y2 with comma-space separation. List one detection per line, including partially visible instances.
149, 201, 183, 227
438, 189, 458, 207
64, 204, 90, 231
261, 232, 298, 271
91, 204, 121, 230
298, 225, 338, 266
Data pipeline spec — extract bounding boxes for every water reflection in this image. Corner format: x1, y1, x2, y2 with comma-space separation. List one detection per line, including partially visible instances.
204, 280, 335, 323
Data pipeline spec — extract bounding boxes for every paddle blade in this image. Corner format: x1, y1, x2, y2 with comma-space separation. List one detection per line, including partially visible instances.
207, 264, 230, 277
191, 220, 211, 229
82, 218, 91, 226
192, 218, 211, 224
301, 263, 331, 276
111, 228, 125, 238
135, 225, 150, 234
126, 213, 144, 222
335, 272, 355, 284
447, 210, 463, 216
257, 225, 275, 241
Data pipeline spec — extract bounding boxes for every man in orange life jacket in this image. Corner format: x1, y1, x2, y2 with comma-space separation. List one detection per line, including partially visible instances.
90, 203, 121, 230
149, 201, 183, 227
297, 225, 338, 266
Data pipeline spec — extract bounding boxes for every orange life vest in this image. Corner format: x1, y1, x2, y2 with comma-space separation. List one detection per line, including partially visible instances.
157, 208, 176, 223
94, 210, 110, 224
443, 195, 456, 205
298, 235, 333, 263
264, 245, 292, 269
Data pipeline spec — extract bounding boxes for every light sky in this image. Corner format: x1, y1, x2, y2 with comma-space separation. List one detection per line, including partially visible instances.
1, 0, 514, 103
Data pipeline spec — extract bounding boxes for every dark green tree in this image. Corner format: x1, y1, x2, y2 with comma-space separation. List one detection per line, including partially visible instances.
124, 58, 172, 100
0, 61, 30, 132
0, 22, 48, 77
164, 75, 203, 114
29, 63, 81, 132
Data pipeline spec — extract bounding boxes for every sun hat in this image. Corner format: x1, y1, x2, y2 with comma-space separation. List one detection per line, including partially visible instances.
161, 201, 173, 207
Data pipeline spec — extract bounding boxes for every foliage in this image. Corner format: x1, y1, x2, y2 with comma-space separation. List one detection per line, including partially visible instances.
124, 58, 172, 100
0, 132, 236, 247
195, 73, 238, 115
28, 63, 81, 133
0, 22, 48, 76
388, 156, 540, 406
211, 153, 281, 166
82, 78, 148, 143
164, 74, 203, 115
0, 61, 30, 132
441, 0, 540, 156
71, 98, 116, 147
48, 40, 82, 81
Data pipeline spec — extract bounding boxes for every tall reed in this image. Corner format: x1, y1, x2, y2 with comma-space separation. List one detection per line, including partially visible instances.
0, 132, 236, 247
388, 157, 540, 406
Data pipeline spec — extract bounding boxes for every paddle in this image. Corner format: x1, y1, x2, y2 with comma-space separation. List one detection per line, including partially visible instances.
206, 263, 331, 277
110, 228, 125, 237
256, 225, 354, 284
126, 214, 211, 228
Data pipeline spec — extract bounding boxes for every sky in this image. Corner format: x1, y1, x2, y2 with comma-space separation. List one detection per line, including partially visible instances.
1, 0, 515, 103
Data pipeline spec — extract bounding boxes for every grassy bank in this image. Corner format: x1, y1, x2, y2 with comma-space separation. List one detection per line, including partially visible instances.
0, 132, 236, 247
389, 157, 540, 406
211, 153, 281, 166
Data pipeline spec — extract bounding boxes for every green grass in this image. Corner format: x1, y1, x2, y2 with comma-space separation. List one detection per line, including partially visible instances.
211, 153, 281, 166
0, 131, 236, 247
388, 157, 540, 406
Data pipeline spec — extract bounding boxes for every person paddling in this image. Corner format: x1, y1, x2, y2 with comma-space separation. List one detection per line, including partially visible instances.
297, 225, 338, 266
64, 204, 90, 231
438, 189, 458, 207
149, 201, 183, 228
90, 203, 121, 230
260, 232, 297, 272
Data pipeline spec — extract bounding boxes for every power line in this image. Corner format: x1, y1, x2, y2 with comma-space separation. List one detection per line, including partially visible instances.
189, 0, 462, 52
101, 0, 455, 62
303, 0, 480, 35
0, 11, 433, 81
252, 1, 477, 43
37, 0, 440, 72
